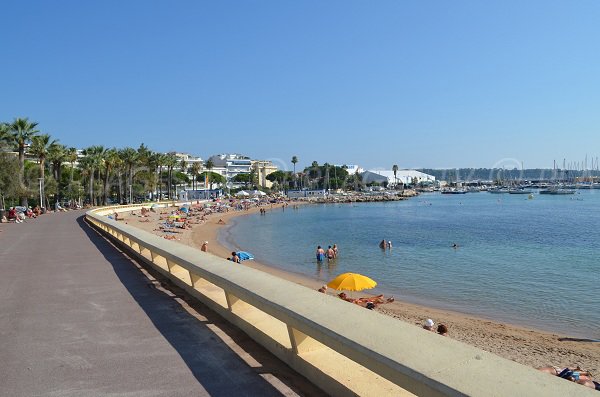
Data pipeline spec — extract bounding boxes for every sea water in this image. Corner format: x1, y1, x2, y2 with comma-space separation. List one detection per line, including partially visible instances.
221, 191, 600, 339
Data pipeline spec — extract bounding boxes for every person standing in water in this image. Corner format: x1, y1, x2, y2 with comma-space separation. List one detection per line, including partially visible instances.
316, 246, 325, 262
379, 240, 387, 249
326, 246, 335, 260
332, 244, 338, 258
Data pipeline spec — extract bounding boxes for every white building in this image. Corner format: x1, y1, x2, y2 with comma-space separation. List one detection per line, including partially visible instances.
208, 153, 252, 180
366, 169, 436, 186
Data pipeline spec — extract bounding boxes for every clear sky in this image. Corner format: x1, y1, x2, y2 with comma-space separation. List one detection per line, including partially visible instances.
2, 1, 600, 171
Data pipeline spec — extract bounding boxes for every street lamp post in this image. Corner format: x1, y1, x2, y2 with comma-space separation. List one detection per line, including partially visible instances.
38, 178, 43, 208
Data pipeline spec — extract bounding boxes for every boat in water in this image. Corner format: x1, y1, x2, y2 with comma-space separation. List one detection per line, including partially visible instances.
441, 188, 467, 194
539, 188, 576, 195
488, 188, 509, 194
509, 189, 533, 194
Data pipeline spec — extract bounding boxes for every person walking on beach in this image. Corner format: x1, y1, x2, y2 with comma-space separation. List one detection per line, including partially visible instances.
316, 246, 325, 262
201, 241, 208, 252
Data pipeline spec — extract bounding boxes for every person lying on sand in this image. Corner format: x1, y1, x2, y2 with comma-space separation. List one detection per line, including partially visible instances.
217, 219, 226, 224
354, 295, 395, 304
538, 366, 593, 382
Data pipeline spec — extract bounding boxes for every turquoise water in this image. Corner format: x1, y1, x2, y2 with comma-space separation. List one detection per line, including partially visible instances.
220, 191, 600, 338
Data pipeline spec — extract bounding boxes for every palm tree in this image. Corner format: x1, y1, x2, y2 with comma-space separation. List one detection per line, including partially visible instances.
392, 164, 398, 188
30, 134, 57, 208
164, 153, 179, 199
119, 147, 138, 203
66, 147, 78, 183
291, 156, 298, 188
82, 145, 105, 205
102, 148, 119, 205
8, 117, 39, 205
180, 158, 188, 190
190, 162, 202, 190
205, 159, 214, 192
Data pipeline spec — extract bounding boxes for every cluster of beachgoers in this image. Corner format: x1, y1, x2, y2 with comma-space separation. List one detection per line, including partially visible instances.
0, 202, 78, 228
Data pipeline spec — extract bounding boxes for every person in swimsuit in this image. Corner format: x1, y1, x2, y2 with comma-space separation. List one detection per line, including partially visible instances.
326, 246, 335, 260
231, 252, 240, 263
379, 240, 387, 249
332, 244, 338, 258
316, 246, 325, 262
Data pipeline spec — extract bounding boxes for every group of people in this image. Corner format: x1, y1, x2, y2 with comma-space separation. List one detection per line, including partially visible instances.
316, 244, 338, 262
538, 365, 599, 391
2, 205, 57, 224
423, 318, 449, 336
379, 239, 392, 250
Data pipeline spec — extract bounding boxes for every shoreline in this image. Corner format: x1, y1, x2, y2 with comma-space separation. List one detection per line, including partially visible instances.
125, 201, 600, 374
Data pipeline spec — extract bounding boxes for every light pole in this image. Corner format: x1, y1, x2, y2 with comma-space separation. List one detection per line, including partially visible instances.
38, 178, 43, 208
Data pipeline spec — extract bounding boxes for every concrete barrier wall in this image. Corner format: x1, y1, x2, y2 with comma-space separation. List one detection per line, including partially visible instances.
86, 205, 595, 397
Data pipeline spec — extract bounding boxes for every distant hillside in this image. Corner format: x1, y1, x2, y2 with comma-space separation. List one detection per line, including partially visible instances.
416, 168, 600, 182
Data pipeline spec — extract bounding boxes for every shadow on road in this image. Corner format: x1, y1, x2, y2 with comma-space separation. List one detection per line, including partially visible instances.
77, 215, 323, 397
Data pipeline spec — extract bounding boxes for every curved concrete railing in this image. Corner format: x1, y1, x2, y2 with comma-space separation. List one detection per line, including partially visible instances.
85, 204, 595, 397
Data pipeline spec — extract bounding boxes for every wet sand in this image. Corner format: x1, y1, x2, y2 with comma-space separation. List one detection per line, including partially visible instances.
123, 203, 600, 376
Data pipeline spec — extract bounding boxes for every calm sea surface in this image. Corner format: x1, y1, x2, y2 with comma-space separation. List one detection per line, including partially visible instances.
220, 191, 600, 338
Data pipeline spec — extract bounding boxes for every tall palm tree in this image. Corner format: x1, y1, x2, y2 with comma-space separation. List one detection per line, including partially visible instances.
205, 159, 214, 192
190, 162, 202, 190
180, 158, 188, 190
82, 145, 105, 206
66, 147, 78, 183
392, 164, 398, 187
119, 147, 138, 203
291, 156, 298, 188
102, 148, 119, 205
30, 134, 57, 207
8, 117, 39, 205
164, 153, 178, 199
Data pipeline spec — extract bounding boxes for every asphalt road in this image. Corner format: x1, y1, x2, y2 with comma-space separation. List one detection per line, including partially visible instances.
0, 211, 324, 397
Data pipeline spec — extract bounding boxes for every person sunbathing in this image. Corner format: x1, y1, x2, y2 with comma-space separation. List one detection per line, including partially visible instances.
538, 366, 593, 381
355, 295, 395, 304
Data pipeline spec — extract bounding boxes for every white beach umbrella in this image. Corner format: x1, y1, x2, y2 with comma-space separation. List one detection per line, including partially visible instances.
236, 190, 250, 197
252, 190, 266, 196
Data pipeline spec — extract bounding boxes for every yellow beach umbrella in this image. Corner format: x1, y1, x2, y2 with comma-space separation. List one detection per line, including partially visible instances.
327, 272, 377, 292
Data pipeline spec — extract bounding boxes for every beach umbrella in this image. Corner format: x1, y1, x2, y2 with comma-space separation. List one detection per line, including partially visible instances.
252, 190, 266, 196
327, 273, 377, 292
236, 190, 250, 197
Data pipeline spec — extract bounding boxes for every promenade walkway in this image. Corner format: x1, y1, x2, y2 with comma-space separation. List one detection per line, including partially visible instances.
0, 211, 323, 396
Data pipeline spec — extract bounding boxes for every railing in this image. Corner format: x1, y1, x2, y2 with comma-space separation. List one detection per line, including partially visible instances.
85, 204, 594, 397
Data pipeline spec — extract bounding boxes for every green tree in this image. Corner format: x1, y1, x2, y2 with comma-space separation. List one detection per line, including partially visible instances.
81, 145, 105, 205
204, 159, 215, 190
101, 149, 120, 205
164, 153, 178, 199
8, 117, 39, 205
30, 134, 57, 207
119, 147, 138, 203
190, 162, 202, 190
392, 164, 398, 187
291, 156, 298, 188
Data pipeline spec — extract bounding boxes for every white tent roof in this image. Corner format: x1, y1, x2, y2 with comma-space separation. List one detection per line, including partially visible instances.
236, 190, 250, 196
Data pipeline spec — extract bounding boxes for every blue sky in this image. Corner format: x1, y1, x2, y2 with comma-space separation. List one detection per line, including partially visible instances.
2, 1, 600, 170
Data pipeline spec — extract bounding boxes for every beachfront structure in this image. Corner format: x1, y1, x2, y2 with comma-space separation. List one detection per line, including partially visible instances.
208, 153, 253, 180
365, 169, 436, 186
252, 160, 278, 189
287, 189, 328, 199
173, 152, 203, 168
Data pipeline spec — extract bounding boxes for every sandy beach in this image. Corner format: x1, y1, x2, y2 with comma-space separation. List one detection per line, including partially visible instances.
122, 202, 600, 376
